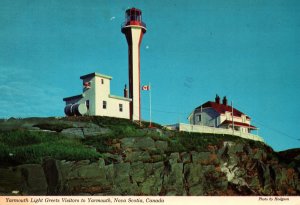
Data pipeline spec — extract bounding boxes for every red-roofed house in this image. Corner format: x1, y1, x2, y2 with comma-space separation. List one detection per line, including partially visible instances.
188, 95, 257, 133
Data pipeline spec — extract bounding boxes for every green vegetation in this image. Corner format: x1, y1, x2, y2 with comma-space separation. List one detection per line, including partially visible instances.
166, 132, 229, 153
141, 121, 163, 129
0, 116, 166, 164
0, 116, 271, 165
81, 127, 164, 153
166, 131, 270, 153
64, 116, 140, 129
78, 117, 170, 153
0, 129, 101, 165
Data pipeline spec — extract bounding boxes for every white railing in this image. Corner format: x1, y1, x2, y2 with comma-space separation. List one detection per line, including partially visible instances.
165, 123, 264, 143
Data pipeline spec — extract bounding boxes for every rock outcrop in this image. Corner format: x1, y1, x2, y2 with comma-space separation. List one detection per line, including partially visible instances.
0, 117, 299, 195
1, 138, 299, 195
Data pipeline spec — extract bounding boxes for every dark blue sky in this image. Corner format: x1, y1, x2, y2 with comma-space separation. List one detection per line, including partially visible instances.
0, 0, 299, 151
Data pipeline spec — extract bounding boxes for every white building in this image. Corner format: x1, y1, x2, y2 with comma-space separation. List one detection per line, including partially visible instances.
188, 95, 257, 133
62, 8, 146, 121
63, 72, 131, 119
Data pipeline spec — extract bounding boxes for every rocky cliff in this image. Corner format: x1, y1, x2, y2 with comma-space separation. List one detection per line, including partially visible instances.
0, 117, 299, 196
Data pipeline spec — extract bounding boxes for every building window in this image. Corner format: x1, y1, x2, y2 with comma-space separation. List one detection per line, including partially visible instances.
103, 101, 107, 109
101, 79, 104, 84
226, 112, 231, 120
197, 115, 201, 122
119, 104, 123, 112
86, 100, 90, 109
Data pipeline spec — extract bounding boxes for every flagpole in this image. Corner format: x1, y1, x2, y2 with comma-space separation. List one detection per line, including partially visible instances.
231, 101, 234, 135
149, 82, 152, 127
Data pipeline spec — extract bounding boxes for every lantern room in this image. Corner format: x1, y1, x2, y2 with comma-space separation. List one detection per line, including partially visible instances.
122, 8, 146, 32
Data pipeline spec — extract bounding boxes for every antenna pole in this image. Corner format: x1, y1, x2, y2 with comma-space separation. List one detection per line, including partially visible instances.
149, 82, 152, 127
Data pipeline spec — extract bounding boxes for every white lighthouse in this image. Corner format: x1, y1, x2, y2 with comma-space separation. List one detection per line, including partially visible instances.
63, 8, 146, 121
122, 8, 146, 121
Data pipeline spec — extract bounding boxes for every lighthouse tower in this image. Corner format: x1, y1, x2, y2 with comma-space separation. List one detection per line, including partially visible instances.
122, 8, 146, 121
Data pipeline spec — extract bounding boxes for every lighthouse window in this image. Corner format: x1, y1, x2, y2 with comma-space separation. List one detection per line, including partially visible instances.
86, 100, 90, 109
101, 79, 104, 84
242, 115, 246, 122
103, 101, 107, 109
197, 115, 201, 122
119, 104, 123, 112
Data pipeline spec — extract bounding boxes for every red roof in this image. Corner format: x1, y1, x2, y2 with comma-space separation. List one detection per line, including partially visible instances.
220, 120, 257, 130
196, 101, 251, 119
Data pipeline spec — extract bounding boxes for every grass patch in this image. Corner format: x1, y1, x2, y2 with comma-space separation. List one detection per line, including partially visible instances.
0, 130, 46, 146
83, 135, 115, 153
63, 116, 139, 128
166, 131, 248, 153
0, 129, 101, 165
111, 125, 153, 138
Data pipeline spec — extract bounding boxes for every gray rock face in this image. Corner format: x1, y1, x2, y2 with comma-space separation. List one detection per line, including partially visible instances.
103, 153, 123, 164
120, 138, 135, 150
155, 141, 168, 152
120, 137, 155, 151
61, 126, 110, 138
61, 128, 84, 138
0, 135, 299, 196
112, 163, 139, 195
0, 167, 23, 194
130, 162, 146, 183
184, 163, 203, 190
163, 161, 184, 195
82, 127, 111, 137
135, 137, 155, 150
0, 117, 299, 196
59, 122, 111, 138
0, 164, 47, 195
18, 164, 48, 195
140, 162, 164, 195
125, 151, 151, 163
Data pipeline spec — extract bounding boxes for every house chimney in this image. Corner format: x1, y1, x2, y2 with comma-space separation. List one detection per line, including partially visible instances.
124, 84, 128, 98
222, 96, 228, 106
215, 94, 220, 104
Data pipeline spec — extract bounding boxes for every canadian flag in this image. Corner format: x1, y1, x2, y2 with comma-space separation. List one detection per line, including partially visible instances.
83, 82, 91, 89
142, 85, 150, 91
